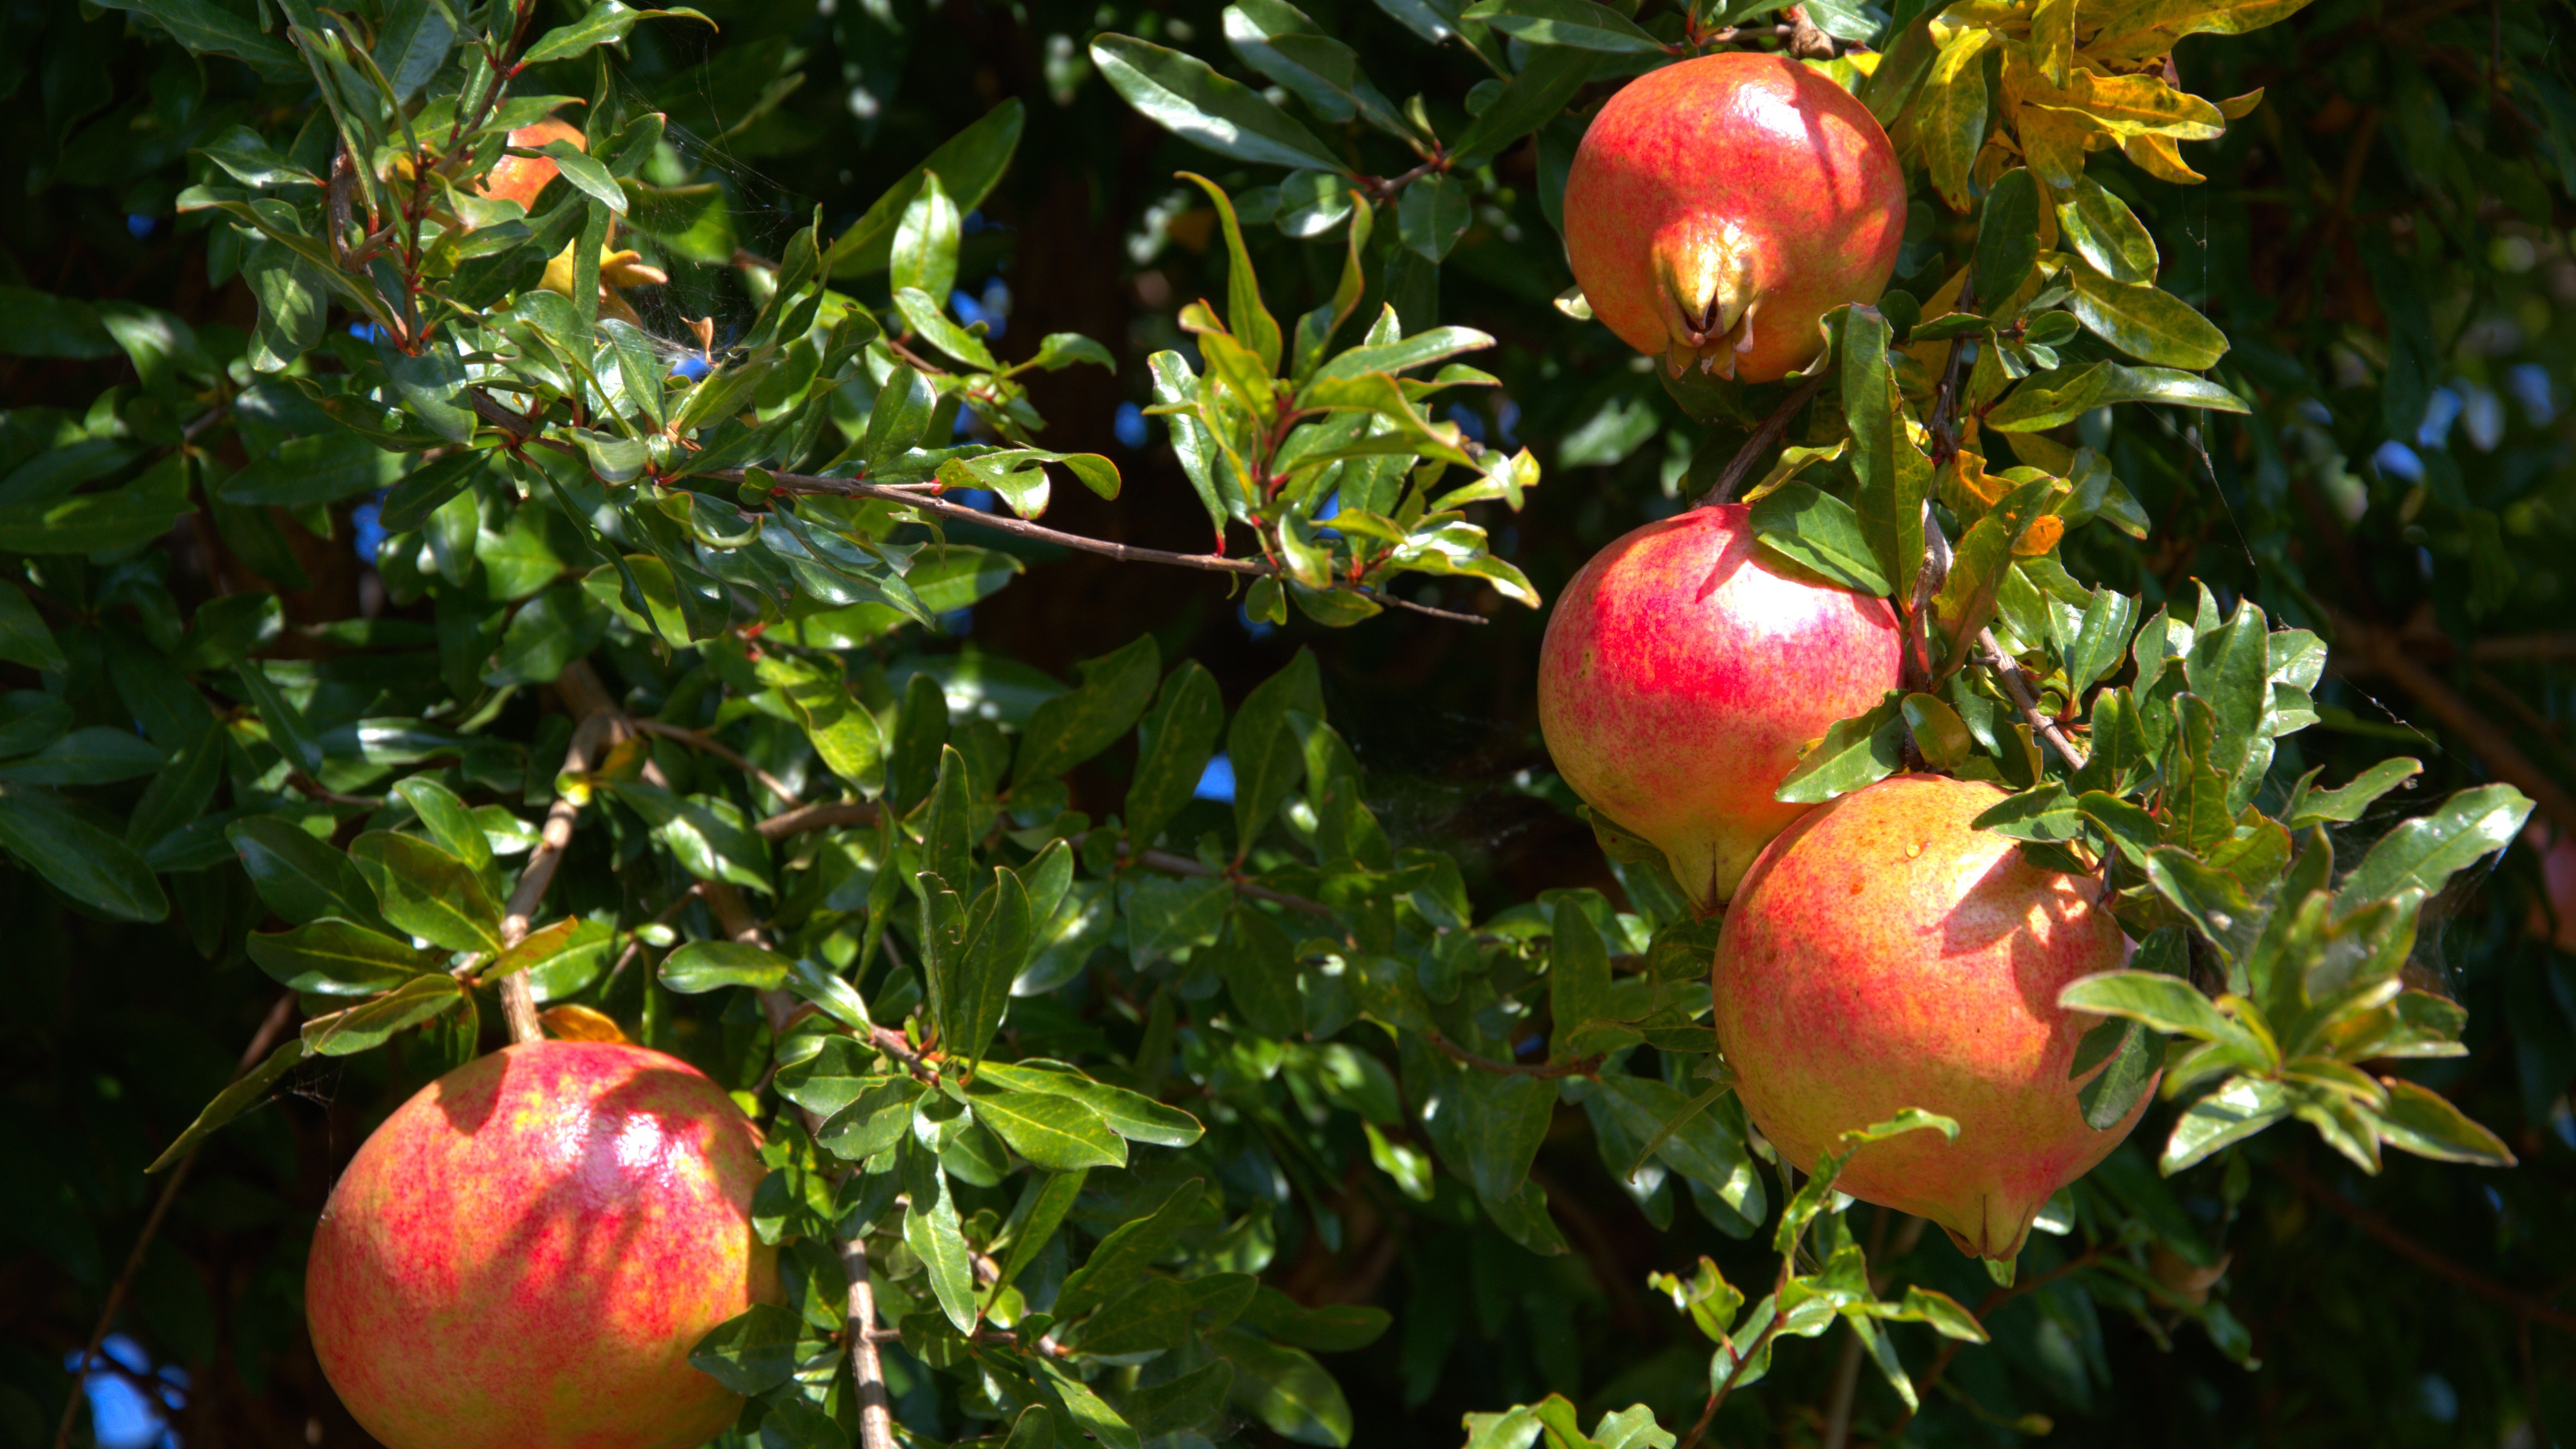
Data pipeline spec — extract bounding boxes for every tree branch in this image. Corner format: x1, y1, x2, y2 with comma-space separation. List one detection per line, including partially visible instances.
54, 993, 297, 1449
493, 686, 619, 1044
746, 469, 1490, 625
628, 717, 800, 805
2334, 612, 2576, 841
1703, 375, 1827, 506
1980, 629, 2090, 772
2270, 1154, 2576, 1334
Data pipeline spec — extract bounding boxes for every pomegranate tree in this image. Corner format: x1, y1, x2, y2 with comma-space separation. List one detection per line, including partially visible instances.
1714, 773, 2141, 1259
1562, 52, 1906, 382
1538, 502, 1902, 911
306, 1041, 777, 1449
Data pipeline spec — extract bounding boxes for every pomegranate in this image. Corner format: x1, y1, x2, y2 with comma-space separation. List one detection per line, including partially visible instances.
1713, 773, 2141, 1260
1538, 503, 1903, 912
1562, 52, 1906, 382
307, 1040, 778, 1449
479, 116, 587, 212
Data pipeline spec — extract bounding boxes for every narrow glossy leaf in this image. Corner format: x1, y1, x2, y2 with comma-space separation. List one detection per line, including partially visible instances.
519, 1, 712, 68
2068, 262, 2228, 370
1774, 692, 1906, 804
1919, 28, 1994, 211
1455, 1069, 1554, 1203
945, 866, 1032, 1066
0, 782, 169, 922
146, 1037, 305, 1173
350, 830, 503, 954
661, 939, 793, 994
976, 1061, 1205, 1146
687, 1303, 809, 1395
1124, 661, 1223, 849
0, 727, 165, 785
1973, 168, 2041, 305
1055, 1178, 1205, 1321
302, 974, 466, 1057
971, 1089, 1127, 1170
2371, 1078, 2514, 1167
1016, 634, 1160, 786
757, 652, 885, 795
1089, 36, 1345, 172
2283, 758, 2420, 828
1452, 46, 1602, 165
1210, 1327, 1354, 1448
487, 585, 610, 687
1749, 481, 1890, 596
228, 816, 382, 927
0, 580, 66, 672
893, 286, 998, 370
2161, 1075, 2292, 1173
2054, 174, 2159, 284
2335, 784, 2530, 912
1459, 0, 1666, 52
1397, 172, 1471, 262
247, 918, 441, 996
903, 1137, 980, 1332
892, 172, 962, 307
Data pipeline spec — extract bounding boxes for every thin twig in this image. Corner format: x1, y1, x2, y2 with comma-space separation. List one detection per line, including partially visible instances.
748, 469, 1490, 626
1128, 845, 1338, 918
2270, 1155, 2576, 1334
1980, 630, 2090, 771
494, 667, 623, 1042
628, 718, 801, 805
54, 993, 296, 1449
2334, 613, 2576, 841
285, 771, 384, 810
1703, 378, 1827, 506
758, 800, 881, 840
1423, 1028, 1601, 1079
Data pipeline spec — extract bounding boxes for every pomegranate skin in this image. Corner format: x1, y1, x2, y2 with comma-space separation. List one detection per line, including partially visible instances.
307, 1040, 778, 1449
1714, 774, 2144, 1260
1563, 52, 1906, 382
479, 117, 586, 212
1538, 504, 1903, 911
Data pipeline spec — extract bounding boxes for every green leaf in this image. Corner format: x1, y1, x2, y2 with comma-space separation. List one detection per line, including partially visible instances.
0, 782, 169, 922
0, 727, 166, 785
1124, 661, 1223, 849
1750, 481, 1891, 596
0, 286, 119, 359
969, 1089, 1127, 1171
1055, 1178, 1205, 1321
826, 101, 1026, 278
1546, 893, 1611, 1058
893, 286, 1000, 370
349, 830, 503, 954
2068, 261, 2229, 370
1986, 362, 2248, 431
1972, 168, 2043, 305
1230, 649, 1326, 852
998, 1169, 1089, 1288
1090, 36, 1346, 172
487, 584, 610, 687
1774, 692, 1906, 804
1452, 46, 1602, 166
1398, 172, 1472, 262
219, 432, 407, 506
975, 1061, 1205, 1146
893, 172, 963, 307
756, 652, 885, 794
1179, 174, 1283, 376
227, 816, 383, 928
1212, 1326, 1354, 1447
247, 918, 442, 996
903, 1136, 980, 1332
0, 478, 197, 556
147, 1035, 307, 1172
1236, 1286, 1391, 1351
1459, 0, 1666, 51
1016, 634, 1161, 787
2161, 1075, 2292, 1173
518, 1, 712, 68
302, 974, 467, 1057
1073, 1273, 1251, 1357
2334, 784, 2531, 913
1456, 1069, 1554, 1204
2060, 969, 2231, 1039
660, 940, 793, 994
942, 866, 1034, 1066
231, 663, 323, 774
2369, 1078, 2515, 1167
687, 1303, 810, 1395
92, 0, 300, 75
2053, 174, 2158, 284
0, 581, 67, 672
2283, 758, 2420, 828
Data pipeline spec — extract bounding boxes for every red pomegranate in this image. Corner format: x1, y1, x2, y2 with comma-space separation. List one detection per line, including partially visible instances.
1715, 774, 2143, 1259
307, 1040, 777, 1449
1562, 52, 1906, 382
479, 115, 586, 212
1537, 503, 1904, 912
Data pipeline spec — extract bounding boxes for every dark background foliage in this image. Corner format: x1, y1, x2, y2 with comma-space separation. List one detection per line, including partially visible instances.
2, 0, 2572, 1445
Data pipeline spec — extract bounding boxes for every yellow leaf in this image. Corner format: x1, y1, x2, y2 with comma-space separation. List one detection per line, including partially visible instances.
2122, 131, 2207, 184
2018, 106, 2094, 189
2031, 0, 2076, 85
2083, 0, 2315, 62
541, 1004, 632, 1042
2216, 87, 2265, 119
1920, 28, 1998, 211
2012, 513, 2067, 556
2031, 69, 2225, 141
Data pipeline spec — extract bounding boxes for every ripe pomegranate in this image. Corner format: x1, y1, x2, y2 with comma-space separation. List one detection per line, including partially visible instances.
1562, 52, 1906, 382
479, 116, 587, 211
1713, 773, 2141, 1260
1538, 503, 1903, 912
307, 1040, 778, 1449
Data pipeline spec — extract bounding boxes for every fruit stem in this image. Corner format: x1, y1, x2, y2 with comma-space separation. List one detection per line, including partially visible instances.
1978, 630, 2090, 771
1701, 374, 1828, 506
